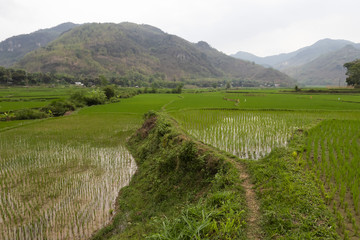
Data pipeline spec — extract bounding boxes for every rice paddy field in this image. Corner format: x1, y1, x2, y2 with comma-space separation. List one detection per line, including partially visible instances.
0, 92, 179, 239
167, 90, 360, 239
0, 87, 73, 113
1, 87, 360, 239
304, 119, 360, 237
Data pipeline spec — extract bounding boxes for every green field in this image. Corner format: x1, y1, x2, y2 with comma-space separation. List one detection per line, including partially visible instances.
0, 87, 359, 239
0, 87, 76, 112
0, 92, 178, 239
304, 119, 360, 237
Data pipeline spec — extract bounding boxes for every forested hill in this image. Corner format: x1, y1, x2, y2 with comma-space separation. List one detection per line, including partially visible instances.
15, 22, 294, 86
0, 22, 78, 67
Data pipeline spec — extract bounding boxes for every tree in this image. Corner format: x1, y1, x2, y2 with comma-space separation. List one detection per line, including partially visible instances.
0, 67, 10, 84
99, 75, 109, 86
172, 83, 183, 94
103, 86, 115, 99
226, 81, 231, 89
11, 69, 27, 85
344, 60, 360, 87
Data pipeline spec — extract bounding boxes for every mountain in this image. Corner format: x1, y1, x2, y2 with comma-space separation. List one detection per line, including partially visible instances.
275, 39, 357, 70
232, 39, 360, 85
231, 51, 264, 64
14, 22, 294, 86
283, 45, 360, 86
0, 22, 78, 67
232, 51, 299, 68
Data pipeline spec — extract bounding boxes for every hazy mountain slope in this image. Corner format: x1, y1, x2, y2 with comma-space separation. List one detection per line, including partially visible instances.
231, 51, 265, 64
232, 51, 299, 68
0, 22, 78, 67
232, 39, 357, 69
275, 39, 356, 70
232, 39, 360, 85
283, 45, 360, 86
194, 41, 292, 84
15, 22, 293, 85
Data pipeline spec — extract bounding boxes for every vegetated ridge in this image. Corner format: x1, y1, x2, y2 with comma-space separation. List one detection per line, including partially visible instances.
232, 39, 360, 86
92, 112, 249, 239
14, 22, 294, 86
92, 111, 339, 239
0, 22, 78, 67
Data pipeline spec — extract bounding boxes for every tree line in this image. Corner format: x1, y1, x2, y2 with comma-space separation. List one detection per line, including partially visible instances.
0, 66, 280, 89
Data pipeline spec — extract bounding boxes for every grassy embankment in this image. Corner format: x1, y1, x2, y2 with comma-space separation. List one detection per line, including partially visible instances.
93, 111, 340, 239
92, 112, 248, 239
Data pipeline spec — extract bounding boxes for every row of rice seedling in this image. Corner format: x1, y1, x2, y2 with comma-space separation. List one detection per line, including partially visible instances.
223, 91, 360, 111
304, 119, 360, 238
0, 92, 182, 239
172, 109, 319, 159
0, 137, 136, 240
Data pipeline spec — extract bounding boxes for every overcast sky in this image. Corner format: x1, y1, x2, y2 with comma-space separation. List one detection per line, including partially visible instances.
1, 0, 360, 56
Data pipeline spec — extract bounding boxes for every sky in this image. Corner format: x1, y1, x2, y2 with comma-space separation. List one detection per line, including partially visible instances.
1, 0, 360, 57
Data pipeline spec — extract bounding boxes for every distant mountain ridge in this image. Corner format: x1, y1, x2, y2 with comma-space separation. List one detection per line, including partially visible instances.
232, 39, 360, 86
0, 22, 78, 67
283, 45, 360, 86
14, 22, 294, 86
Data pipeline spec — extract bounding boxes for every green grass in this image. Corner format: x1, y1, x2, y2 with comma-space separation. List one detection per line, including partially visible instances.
0, 92, 178, 240
303, 119, 360, 238
1, 87, 359, 239
171, 109, 360, 160
0, 113, 139, 239
247, 146, 339, 239
164, 92, 236, 111
0, 119, 43, 131
92, 113, 247, 240
172, 109, 316, 159
0, 100, 54, 112
0, 86, 75, 112
162, 90, 360, 112
224, 92, 360, 110
80, 94, 180, 115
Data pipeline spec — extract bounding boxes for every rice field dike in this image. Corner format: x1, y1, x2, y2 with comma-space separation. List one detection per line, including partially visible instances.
0, 86, 359, 239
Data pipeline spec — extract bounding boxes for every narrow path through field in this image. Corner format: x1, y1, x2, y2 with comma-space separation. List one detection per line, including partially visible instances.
167, 113, 263, 239
160, 95, 182, 112
229, 158, 262, 240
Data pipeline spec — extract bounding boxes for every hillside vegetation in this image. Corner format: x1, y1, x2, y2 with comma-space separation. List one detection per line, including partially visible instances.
0, 22, 77, 67
15, 22, 294, 87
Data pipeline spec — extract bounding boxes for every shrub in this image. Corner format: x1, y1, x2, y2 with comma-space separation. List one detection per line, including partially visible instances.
84, 89, 107, 106
69, 91, 87, 107
103, 86, 115, 99
14, 109, 48, 120
0, 112, 16, 121
109, 97, 120, 103
42, 100, 76, 117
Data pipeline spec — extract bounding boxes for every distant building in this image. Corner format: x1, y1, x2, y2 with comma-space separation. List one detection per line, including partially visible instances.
74, 82, 84, 86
